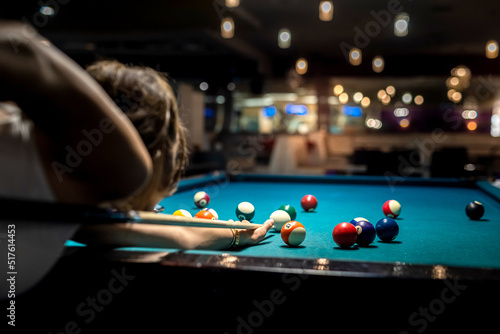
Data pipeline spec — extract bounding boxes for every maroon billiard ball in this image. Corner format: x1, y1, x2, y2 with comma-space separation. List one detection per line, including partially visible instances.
301, 194, 318, 212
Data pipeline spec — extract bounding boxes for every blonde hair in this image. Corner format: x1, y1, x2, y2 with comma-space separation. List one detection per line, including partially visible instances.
87, 60, 187, 210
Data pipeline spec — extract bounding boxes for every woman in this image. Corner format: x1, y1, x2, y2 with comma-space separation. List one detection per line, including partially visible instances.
0, 21, 272, 250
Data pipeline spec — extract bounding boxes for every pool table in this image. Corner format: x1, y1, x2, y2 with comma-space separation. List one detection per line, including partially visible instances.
13, 173, 500, 333
155, 173, 500, 275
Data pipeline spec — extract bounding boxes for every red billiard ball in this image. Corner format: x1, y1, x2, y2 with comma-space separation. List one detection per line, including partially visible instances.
194, 191, 210, 208
281, 221, 306, 247
194, 210, 215, 220
332, 222, 358, 248
383, 200, 401, 218
301, 194, 318, 212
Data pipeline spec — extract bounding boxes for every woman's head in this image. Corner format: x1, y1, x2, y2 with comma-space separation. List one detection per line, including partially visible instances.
87, 60, 187, 210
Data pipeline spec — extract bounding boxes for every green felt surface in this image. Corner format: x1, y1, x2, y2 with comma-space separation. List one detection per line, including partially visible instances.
67, 175, 500, 269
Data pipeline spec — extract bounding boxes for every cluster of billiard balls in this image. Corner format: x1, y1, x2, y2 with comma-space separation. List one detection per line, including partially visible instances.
180, 191, 258, 222
331, 199, 401, 249
188, 191, 315, 247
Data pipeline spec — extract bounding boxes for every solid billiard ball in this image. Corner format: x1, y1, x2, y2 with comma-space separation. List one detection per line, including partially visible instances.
173, 209, 192, 218
353, 220, 376, 246
202, 208, 219, 220
194, 191, 210, 208
269, 210, 292, 232
301, 195, 318, 212
332, 222, 358, 248
195, 210, 215, 220
466, 201, 485, 220
281, 221, 306, 247
383, 200, 402, 218
236, 202, 255, 221
278, 204, 297, 221
376, 218, 399, 242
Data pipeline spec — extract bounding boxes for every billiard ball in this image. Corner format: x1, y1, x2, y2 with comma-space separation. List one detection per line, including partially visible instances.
194, 210, 215, 220
383, 200, 401, 218
278, 204, 297, 221
269, 209, 292, 232
281, 221, 306, 247
349, 217, 369, 225
173, 209, 192, 218
351, 220, 376, 246
236, 202, 255, 221
301, 195, 318, 212
194, 191, 210, 208
376, 218, 399, 242
332, 222, 358, 248
202, 208, 219, 220
466, 201, 485, 220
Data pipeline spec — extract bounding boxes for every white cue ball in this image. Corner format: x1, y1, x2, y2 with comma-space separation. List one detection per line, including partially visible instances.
269, 210, 292, 232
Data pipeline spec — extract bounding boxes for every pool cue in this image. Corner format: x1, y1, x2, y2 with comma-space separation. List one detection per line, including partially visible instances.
0, 197, 263, 229
131, 211, 263, 229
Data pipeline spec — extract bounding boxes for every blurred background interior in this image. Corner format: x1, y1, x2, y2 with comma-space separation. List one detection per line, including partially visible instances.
5, 0, 500, 180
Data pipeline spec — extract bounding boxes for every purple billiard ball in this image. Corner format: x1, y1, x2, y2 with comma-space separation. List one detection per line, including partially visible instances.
352, 220, 376, 246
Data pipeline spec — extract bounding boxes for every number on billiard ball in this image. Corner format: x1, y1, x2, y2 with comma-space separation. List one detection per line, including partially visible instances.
465, 201, 484, 220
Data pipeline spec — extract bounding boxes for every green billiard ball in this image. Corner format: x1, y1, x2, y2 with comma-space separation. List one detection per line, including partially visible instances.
278, 204, 297, 221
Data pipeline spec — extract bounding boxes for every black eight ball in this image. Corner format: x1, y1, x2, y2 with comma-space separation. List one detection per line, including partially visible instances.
465, 201, 485, 220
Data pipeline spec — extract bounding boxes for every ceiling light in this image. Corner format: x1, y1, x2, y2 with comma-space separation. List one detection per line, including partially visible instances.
221, 17, 234, 39
372, 56, 384, 73
394, 13, 409, 37
278, 29, 291, 49
319, 1, 334, 21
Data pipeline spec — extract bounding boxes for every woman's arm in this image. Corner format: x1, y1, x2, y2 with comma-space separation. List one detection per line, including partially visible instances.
0, 22, 152, 204
72, 219, 274, 250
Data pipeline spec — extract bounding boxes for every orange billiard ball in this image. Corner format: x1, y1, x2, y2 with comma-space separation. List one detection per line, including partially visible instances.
195, 210, 215, 220
281, 221, 306, 247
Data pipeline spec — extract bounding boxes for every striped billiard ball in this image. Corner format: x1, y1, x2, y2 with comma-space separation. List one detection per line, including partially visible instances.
236, 202, 255, 221
195, 210, 215, 220
202, 208, 219, 220
281, 221, 306, 247
173, 209, 192, 218
194, 191, 210, 208
382, 200, 401, 218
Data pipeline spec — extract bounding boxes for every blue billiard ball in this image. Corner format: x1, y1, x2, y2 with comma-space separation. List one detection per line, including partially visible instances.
352, 220, 376, 246
376, 218, 399, 242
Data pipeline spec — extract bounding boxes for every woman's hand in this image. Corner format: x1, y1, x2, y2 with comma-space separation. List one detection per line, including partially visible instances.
238, 219, 274, 247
